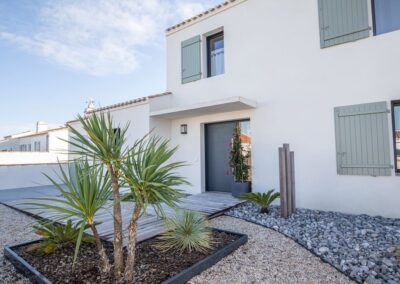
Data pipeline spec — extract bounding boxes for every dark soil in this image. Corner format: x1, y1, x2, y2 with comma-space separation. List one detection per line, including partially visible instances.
15, 230, 240, 284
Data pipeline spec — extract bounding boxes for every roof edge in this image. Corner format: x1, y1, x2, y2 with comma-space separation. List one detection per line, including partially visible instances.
66, 91, 172, 124
166, 0, 247, 35
1, 126, 67, 141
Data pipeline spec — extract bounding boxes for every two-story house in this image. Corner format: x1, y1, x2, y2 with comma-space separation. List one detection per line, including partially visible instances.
68, 0, 400, 218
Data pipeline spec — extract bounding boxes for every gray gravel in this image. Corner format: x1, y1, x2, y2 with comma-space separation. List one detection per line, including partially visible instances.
226, 203, 400, 284
0, 204, 36, 284
190, 215, 353, 284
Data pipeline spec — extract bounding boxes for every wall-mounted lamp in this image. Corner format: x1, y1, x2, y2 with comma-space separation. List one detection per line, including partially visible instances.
180, 124, 188, 134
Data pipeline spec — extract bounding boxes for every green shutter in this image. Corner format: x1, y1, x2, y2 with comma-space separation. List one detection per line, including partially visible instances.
334, 102, 392, 176
181, 35, 201, 84
318, 0, 370, 48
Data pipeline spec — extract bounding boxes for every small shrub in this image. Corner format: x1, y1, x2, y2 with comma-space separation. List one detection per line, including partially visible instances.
28, 220, 94, 256
156, 210, 213, 254
240, 190, 280, 214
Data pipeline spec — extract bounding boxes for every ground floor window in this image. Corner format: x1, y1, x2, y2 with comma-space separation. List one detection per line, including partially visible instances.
391, 101, 400, 174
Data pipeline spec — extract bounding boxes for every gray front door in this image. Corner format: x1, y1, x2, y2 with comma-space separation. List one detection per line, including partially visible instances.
205, 121, 236, 192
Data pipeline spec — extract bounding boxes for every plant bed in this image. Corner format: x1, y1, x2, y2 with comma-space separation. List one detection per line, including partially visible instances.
4, 228, 247, 284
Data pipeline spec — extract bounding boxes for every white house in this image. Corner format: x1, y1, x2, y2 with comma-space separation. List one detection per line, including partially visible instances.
0, 122, 69, 190
0, 121, 68, 163
68, 0, 400, 218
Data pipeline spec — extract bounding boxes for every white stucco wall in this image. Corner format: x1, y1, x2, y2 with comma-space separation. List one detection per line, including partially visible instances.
163, 0, 400, 217
0, 152, 68, 165
0, 164, 66, 190
167, 109, 254, 195
48, 129, 69, 153
68, 102, 151, 155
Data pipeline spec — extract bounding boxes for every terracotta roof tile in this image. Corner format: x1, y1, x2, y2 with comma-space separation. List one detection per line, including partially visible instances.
66, 92, 172, 124
166, 0, 239, 34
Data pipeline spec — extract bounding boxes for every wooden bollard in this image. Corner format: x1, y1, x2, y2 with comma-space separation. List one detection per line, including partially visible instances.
279, 144, 295, 218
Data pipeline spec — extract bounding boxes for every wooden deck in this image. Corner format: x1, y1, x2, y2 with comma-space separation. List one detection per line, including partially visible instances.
3, 191, 241, 244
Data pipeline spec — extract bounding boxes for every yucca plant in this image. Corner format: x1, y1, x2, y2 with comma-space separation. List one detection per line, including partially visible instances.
28, 220, 94, 256
156, 210, 212, 254
26, 159, 112, 273
239, 190, 280, 213
66, 112, 130, 279
120, 136, 189, 282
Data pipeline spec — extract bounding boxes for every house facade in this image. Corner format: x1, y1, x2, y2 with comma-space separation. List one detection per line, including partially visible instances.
69, 0, 400, 218
0, 121, 69, 164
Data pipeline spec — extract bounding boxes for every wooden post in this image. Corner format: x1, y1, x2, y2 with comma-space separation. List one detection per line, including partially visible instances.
290, 151, 296, 214
284, 144, 292, 216
279, 144, 296, 218
279, 147, 288, 218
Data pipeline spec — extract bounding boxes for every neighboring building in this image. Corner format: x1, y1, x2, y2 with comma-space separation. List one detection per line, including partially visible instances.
69, 0, 400, 218
0, 121, 69, 164
0, 121, 69, 190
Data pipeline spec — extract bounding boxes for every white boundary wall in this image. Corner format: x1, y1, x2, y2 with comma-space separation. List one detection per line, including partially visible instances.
0, 152, 68, 165
0, 164, 66, 190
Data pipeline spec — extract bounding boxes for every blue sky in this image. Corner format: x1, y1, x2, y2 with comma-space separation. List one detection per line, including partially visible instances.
0, 0, 221, 137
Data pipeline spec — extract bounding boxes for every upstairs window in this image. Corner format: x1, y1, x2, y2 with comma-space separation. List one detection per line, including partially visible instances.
113, 128, 121, 145
392, 101, 400, 174
207, 32, 224, 77
373, 0, 400, 35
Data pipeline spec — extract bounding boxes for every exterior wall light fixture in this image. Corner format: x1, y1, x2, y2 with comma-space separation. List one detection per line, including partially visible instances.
180, 124, 188, 134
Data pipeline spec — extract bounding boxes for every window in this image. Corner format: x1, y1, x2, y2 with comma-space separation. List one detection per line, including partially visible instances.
28, 144, 31, 152
391, 101, 400, 174
34, 141, 41, 151
334, 101, 392, 176
372, 0, 400, 35
207, 31, 224, 77
113, 128, 121, 145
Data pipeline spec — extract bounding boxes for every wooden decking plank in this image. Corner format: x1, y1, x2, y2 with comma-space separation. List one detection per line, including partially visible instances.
3, 192, 241, 245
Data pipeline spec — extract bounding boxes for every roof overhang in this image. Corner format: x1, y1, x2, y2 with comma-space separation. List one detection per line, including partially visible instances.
150, 97, 256, 119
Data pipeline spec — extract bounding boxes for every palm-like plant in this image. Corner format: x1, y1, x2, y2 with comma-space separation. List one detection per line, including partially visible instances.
29, 220, 95, 256
27, 159, 112, 273
66, 113, 129, 278
120, 136, 189, 282
156, 210, 212, 254
239, 190, 280, 214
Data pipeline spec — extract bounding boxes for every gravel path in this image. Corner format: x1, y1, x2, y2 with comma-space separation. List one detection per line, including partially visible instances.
227, 203, 400, 284
0, 204, 36, 284
190, 215, 353, 284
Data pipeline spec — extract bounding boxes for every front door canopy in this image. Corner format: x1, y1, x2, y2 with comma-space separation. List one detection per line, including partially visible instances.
149, 97, 257, 119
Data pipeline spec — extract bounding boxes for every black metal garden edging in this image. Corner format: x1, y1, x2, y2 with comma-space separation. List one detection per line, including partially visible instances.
4, 239, 52, 284
162, 229, 248, 284
4, 229, 248, 284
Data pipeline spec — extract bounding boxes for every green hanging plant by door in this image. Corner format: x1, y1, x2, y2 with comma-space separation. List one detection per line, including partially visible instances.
229, 122, 251, 197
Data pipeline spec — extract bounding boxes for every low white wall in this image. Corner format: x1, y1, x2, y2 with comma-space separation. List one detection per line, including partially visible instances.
0, 163, 66, 190
0, 152, 68, 165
